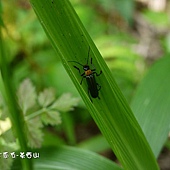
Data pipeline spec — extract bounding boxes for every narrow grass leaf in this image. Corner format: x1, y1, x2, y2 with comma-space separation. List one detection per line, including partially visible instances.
131, 56, 170, 157
34, 146, 123, 170
30, 0, 159, 169
0, 21, 32, 169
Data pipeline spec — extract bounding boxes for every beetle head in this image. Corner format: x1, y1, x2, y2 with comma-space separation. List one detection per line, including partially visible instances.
83, 65, 90, 71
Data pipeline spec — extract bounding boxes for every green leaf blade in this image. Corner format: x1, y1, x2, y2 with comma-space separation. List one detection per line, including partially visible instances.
131, 56, 170, 157
34, 146, 123, 170
30, 0, 159, 169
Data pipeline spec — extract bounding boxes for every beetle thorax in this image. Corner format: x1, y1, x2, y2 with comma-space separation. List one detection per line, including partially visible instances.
85, 69, 92, 76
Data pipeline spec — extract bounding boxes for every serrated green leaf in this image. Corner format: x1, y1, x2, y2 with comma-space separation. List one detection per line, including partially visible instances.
0, 138, 17, 170
38, 88, 56, 107
52, 93, 79, 112
41, 110, 61, 125
17, 78, 36, 114
0, 152, 13, 170
26, 117, 43, 148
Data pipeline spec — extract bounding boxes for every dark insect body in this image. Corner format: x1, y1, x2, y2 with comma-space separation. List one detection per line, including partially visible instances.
69, 47, 102, 102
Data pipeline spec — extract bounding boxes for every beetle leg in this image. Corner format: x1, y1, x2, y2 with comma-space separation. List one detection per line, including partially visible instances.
93, 70, 102, 76
81, 72, 85, 76
73, 67, 85, 84
80, 75, 86, 85
97, 83, 101, 91
97, 84, 101, 100
73, 66, 81, 74
96, 70, 102, 76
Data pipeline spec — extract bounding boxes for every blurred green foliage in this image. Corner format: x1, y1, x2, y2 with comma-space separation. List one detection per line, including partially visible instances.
2, 0, 145, 102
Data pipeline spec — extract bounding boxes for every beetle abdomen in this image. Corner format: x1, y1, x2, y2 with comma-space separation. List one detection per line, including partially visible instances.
86, 75, 98, 98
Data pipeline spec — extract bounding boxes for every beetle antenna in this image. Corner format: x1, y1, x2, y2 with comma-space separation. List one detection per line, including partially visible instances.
86, 46, 90, 64
68, 61, 84, 66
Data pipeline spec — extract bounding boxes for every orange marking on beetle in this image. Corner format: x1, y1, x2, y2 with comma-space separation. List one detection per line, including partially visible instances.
85, 70, 92, 76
